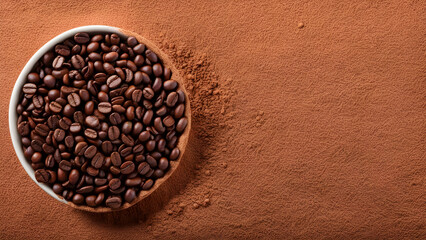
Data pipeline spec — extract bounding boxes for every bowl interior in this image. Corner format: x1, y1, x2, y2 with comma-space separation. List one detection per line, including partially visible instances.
9, 25, 191, 212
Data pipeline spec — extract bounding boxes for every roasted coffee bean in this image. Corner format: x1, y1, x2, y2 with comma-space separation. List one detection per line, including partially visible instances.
72, 194, 85, 205
158, 157, 169, 170
67, 93, 81, 107
109, 178, 121, 190
49, 101, 62, 113
35, 169, 50, 183
53, 128, 65, 141
101, 141, 113, 155
35, 124, 49, 136
170, 147, 180, 160
105, 196, 122, 209
77, 186, 94, 194
84, 145, 97, 159
137, 162, 150, 175
109, 112, 122, 125
91, 153, 105, 168
120, 161, 135, 175
59, 160, 72, 171
108, 126, 120, 140
84, 128, 98, 139
143, 87, 154, 100
96, 102, 111, 114
176, 117, 188, 132
110, 152, 122, 167
85, 116, 100, 128
74, 33, 90, 44
55, 44, 70, 56
107, 75, 121, 89
104, 52, 119, 62
75, 142, 88, 155
142, 179, 154, 190
166, 92, 178, 107
69, 169, 80, 185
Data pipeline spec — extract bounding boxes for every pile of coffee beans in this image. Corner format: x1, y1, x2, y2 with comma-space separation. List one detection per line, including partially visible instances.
16, 32, 188, 209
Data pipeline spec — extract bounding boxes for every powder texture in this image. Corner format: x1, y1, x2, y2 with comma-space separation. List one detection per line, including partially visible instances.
0, 0, 425, 239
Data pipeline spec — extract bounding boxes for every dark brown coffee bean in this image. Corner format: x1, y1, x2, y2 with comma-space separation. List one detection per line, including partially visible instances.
74, 142, 88, 155
104, 52, 119, 62
109, 112, 122, 125
110, 151, 121, 167
35, 169, 50, 183
31, 152, 42, 163
94, 177, 107, 186
101, 141, 113, 155
66, 92, 80, 107
120, 161, 135, 175
142, 87, 154, 100
55, 44, 70, 56
94, 102, 111, 114
158, 157, 169, 170
87, 166, 99, 177
143, 110, 153, 125
77, 186, 94, 194
85, 195, 96, 207
59, 160, 72, 171
174, 104, 185, 119
108, 126, 120, 140
71, 55, 85, 69
166, 92, 178, 107
176, 117, 188, 132
123, 188, 136, 203
59, 117, 72, 130
74, 32, 90, 44
169, 147, 180, 160
120, 147, 132, 157
52, 183, 64, 194
105, 196, 122, 209
107, 75, 121, 89
142, 179, 154, 190
163, 80, 178, 91
72, 194, 85, 205
52, 56, 65, 69
32, 95, 44, 109
27, 72, 40, 83
145, 49, 158, 63
121, 134, 135, 147
84, 128, 97, 139
84, 145, 97, 159
152, 63, 163, 77
177, 90, 185, 103
45, 155, 55, 168
69, 169, 80, 185
85, 116, 100, 129
53, 128, 65, 142
137, 162, 150, 176
109, 178, 121, 190
49, 101, 62, 113
69, 123, 81, 133
34, 124, 49, 137
91, 153, 105, 168
163, 115, 175, 128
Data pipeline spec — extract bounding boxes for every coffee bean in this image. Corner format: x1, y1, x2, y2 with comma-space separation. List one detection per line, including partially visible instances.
84, 128, 98, 139
85, 116, 100, 129
137, 162, 150, 176
145, 50, 158, 63
101, 141, 113, 155
154, 117, 166, 133
142, 179, 154, 190
76, 186, 94, 194
91, 152, 105, 168
52, 56, 65, 69
107, 75, 122, 89
74, 142, 88, 155
35, 124, 49, 136
23, 83, 37, 95
59, 160, 72, 171
108, 126, 120, 140
158, 157, 169, 170
55, 44, 70, 56
163, 116, 175, 128
142, 87, 154, 100
166, 92, 178, 107
35, 169, 50, 183
109, 178, 121, 190
53, 128, 65, 141
170, 147, 180, 160
109, 112, 122, 125
69, 169, 80, 185
49, 101, 62, 113
105, 196, 122, 209
72, 194, 85, 205
74, 33, 90, 44
104, 52, 119, 62
66, 93, 81, 107
120, 161, 135, 175
176, 117, 188, 132
84, 145, 97, 159
97, 102, 111, 114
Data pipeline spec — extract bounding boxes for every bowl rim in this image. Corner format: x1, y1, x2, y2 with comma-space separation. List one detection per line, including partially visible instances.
9, 25, 191, 212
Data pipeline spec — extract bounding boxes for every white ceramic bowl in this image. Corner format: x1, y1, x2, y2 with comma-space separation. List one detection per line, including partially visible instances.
9, 25, 191, 212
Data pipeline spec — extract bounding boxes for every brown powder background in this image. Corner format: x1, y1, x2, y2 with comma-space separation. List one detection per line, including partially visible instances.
0, 0, 425, 239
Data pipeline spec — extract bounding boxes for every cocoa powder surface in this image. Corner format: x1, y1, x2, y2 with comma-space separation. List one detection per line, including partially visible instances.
0, 1, 425, 239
